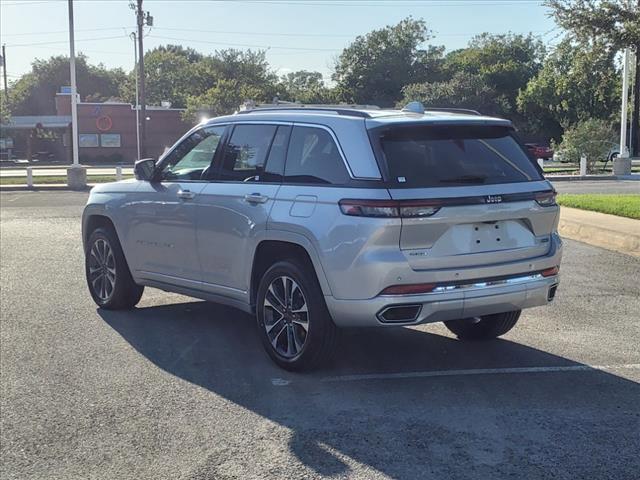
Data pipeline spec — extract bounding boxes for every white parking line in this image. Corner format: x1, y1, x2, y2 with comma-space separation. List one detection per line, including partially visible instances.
271, 363, 640, 386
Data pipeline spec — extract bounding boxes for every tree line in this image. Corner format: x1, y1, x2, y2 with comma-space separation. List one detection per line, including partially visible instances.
1, 0, 637, 153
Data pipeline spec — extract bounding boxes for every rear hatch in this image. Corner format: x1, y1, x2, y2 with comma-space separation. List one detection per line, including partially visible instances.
369, 122, 558, 270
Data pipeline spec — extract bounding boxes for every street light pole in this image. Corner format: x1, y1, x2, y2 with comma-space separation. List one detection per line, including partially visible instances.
68, 0, 79, 166
130, 32, 141, 161
620, 48, 630, 158
66, 0, 86, 190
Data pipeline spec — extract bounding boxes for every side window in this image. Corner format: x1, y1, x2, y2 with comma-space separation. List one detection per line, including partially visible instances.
261, 125, 291, 181
284, 126, 349, 184
159, 126, 225, 181
217, 124, 277, 181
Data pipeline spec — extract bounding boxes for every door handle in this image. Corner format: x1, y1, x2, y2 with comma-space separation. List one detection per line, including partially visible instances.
177, 189, 196, 200
244, 193, 269, 204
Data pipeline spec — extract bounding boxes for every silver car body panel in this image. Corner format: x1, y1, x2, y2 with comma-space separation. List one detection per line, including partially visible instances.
82, 108, 562, 327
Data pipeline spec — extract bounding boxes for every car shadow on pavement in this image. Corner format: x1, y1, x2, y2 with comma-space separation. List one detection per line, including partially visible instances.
98, 300, 640, 479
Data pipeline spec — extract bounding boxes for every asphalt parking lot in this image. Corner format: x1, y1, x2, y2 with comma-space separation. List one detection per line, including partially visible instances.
1, 191, 639, 480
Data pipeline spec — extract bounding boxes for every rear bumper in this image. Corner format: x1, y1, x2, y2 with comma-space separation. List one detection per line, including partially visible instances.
324, 232, 562, 327
325, 273, 559, 327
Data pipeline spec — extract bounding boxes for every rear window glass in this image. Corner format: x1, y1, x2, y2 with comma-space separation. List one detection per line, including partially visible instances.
376, 125, 542, 188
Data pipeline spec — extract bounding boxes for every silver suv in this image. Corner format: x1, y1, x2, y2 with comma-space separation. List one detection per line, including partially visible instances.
82, 104, 562, 370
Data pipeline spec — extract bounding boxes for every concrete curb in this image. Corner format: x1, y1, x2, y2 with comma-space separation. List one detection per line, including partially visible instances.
547, 174, 640, 181
559, 207, 640, 258
0, 184, 94, 192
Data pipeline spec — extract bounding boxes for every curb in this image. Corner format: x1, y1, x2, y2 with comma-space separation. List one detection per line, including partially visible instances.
558, 207, 640, 258
0, 184, 94, 192
547, 174, 640, 181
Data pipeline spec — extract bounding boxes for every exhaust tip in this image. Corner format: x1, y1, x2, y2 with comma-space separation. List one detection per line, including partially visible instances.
377, 304, 422, 323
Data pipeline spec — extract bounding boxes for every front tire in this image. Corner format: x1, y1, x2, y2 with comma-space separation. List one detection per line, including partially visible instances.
256, 259, 337, 371
444, 310, 521, 340
85, 227, 144, 310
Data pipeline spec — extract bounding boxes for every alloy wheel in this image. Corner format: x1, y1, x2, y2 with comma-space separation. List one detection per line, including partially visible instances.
263, 275, 309, 359
88, 238, 116, 302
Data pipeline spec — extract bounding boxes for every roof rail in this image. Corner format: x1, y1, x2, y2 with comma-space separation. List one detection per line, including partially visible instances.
237, 102, 380, 118
425, 107, 482, 116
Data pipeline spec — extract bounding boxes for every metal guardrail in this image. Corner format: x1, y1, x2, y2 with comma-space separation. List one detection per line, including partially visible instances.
17, 166, 125, 187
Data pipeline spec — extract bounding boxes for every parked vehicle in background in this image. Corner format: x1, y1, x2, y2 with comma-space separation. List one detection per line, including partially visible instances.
606, 147, 619, 163
525, 143, 554, 160
82, 103, 563, 371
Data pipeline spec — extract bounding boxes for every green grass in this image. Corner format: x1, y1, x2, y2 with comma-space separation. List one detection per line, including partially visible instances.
0, 175, 133, 185
557, 194, 640, 220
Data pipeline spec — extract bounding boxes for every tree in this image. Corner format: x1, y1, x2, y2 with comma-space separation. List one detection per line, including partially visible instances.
119, 45, 205, 109
400, 72, 509, 116
557, 118, 617, 172
332, 18, 436, 106
277, 70, 337, 104
546, 0, 640, 154
8, 55, 126, 115
182, 50, 279, 121
0, 94, 11, 125
545, 0, 640, 51
517, 38, 620, 140
444, 33, 546, 116
184, 78, 266, 121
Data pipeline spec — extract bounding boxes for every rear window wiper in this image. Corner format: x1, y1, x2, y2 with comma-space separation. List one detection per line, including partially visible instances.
439, 175, 488, 184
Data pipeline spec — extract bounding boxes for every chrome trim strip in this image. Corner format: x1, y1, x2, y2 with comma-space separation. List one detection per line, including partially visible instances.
432, 273, 545, 292
227, 120, 294, 126
380, 272, 555, 297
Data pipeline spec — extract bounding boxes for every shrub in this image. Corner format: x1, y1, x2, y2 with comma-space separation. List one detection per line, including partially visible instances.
557, 119, 616, 172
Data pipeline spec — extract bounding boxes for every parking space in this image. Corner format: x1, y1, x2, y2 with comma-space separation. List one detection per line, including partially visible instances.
1, 191, 639, 479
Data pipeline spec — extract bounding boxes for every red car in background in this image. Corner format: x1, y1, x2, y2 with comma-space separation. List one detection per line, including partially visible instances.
525, 143, 554, 160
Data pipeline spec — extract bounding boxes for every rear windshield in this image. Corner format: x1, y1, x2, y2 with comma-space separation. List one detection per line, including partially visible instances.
375, 125, 542, 188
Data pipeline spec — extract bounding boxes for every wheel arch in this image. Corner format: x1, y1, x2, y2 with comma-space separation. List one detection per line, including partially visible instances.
250, 235, 332, 309
82, 209, 117, 249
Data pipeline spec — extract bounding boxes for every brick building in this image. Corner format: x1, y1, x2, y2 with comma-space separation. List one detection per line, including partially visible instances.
1, 88, 192, 163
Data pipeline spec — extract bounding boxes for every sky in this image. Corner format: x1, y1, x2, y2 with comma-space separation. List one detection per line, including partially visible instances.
0, 0, 562, 84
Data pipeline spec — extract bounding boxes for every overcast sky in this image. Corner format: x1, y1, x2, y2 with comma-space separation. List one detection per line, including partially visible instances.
0, 0, 560, 83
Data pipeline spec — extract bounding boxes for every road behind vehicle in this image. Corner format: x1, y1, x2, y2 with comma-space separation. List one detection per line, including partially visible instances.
82, 103, 562, 370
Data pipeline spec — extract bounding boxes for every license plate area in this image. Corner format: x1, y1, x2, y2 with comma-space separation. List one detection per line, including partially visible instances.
466, 220, 530, 253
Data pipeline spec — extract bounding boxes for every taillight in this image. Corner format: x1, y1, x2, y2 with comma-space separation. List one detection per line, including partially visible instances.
535, 190, 557, 207
339, 199, 441, 218
380, 283, 436, 295
541, 266, 559, 277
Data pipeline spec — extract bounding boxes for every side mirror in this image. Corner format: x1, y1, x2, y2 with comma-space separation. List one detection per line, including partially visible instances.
134, 158, 156, 181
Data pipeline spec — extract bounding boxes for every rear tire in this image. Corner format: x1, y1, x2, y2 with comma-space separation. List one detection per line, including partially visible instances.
256, 259, 337, 371
85, 227, 144, 310
444, 310, 521, 340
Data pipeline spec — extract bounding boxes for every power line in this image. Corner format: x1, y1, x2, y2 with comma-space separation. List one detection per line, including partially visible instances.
0, 26, 133, 37
152, 26, 545, 39
0, 1, 53, 6
136, 0, 542, 4
219, 0, 543, 6
5, 35, 129, 48
148, 34, 341, 52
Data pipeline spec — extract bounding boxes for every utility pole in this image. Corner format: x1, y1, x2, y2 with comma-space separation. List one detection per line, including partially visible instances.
1, 45, 8, 103
131, 0, 150, 158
